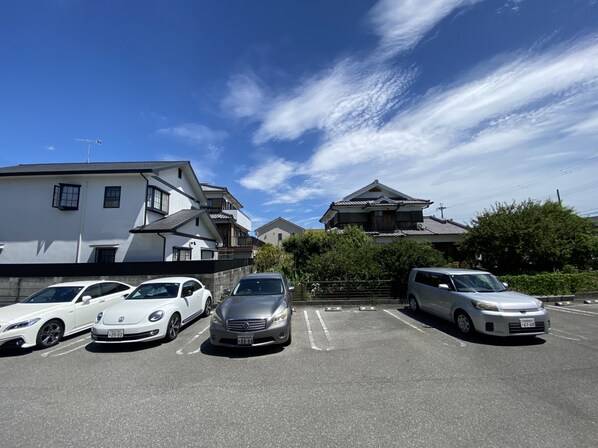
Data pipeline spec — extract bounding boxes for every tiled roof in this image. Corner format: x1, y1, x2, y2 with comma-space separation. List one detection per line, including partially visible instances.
332, 199, 430, 206
200, 183, 227, 192
131, 209, 205, 233
367, 216, 468, 237
0, 161, 188, 176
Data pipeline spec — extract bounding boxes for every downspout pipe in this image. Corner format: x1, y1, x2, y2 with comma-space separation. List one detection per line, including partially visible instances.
158, 232, 167, 261
140, 173, 149, 225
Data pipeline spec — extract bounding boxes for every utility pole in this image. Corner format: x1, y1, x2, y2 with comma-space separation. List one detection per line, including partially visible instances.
76, 138, 102, 163
556, 189, 562, 206
436, 203, 447, 219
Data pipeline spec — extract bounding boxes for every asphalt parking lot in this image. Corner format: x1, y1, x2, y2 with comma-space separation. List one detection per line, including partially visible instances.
1, 303, 597, 448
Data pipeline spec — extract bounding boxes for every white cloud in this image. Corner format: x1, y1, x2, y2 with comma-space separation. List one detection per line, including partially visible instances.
46, 145, 55, 151
156, 123, 228, 145
368, 0, 482, 56
238, 158, 297, 191
221, 73, 266, 119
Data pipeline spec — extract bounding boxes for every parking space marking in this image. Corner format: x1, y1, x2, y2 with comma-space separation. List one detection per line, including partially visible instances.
303, 310, 322, 351
315, 310, 333, 350
176, 324, 210, 355
383, 309, 425, 333
546, 305, 598, 317
550, 328, 588, 341
384, 309, 466, 347
40, 336, 90, 358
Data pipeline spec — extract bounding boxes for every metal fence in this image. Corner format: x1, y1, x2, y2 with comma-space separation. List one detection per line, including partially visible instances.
293, 279, 402, 304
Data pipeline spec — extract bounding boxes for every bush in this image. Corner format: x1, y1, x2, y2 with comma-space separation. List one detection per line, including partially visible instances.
499, 273, 594, 295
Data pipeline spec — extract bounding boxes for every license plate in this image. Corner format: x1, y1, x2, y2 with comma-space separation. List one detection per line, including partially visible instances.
520, 318, 535, 328
237, 335, 254, 345
107, 329, 124, 338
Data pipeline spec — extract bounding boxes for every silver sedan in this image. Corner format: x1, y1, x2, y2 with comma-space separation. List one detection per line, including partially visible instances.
209, 273, 293, 347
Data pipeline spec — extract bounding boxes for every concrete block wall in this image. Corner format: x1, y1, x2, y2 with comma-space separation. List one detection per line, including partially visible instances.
0, 265, 253, 307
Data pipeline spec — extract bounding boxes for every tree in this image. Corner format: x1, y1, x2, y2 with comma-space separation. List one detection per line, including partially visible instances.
459, 200, 598, 274
303, 226, 382, 281
282, 230, 333, 275
253, 244, 293, 276
376, 239, 447, 289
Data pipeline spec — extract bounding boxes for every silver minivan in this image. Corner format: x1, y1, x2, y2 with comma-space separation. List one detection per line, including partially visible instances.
407, 268, 550, 337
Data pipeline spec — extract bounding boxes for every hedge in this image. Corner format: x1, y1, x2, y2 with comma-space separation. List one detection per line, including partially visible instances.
499, 273, 598, 296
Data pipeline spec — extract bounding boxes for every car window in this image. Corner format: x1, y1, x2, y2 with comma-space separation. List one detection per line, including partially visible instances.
126, 283, 180, 300
232, 278, 283, 296
82, 284, 103, 299
182, 280, 199, 296
100, 282, 124, 296
451, 274, 506, 293
22, 286, 84, 303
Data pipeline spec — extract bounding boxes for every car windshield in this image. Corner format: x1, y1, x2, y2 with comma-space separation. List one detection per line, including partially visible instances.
231, 278, 283, 296
451, 274, 507, 293
22, 286, 84, 303
126, 283, 180, 300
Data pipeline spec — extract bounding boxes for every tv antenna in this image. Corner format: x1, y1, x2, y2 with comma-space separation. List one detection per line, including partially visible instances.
436, 203, 447, 219
76, 138, 102, 163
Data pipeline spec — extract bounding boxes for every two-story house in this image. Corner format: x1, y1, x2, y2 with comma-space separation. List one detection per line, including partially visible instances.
0, 161, 222, 263
320, 180, 468, 259
201, 183, 262, 259
254, 217, 305, 246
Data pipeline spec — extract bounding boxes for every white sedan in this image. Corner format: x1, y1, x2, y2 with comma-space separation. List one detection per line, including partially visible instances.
0, 280, 133, 349
91, 277, 212, 344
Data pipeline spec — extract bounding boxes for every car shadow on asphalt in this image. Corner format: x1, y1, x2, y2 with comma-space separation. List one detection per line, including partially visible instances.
199, 339, 285, 358
396, 307, 547, 347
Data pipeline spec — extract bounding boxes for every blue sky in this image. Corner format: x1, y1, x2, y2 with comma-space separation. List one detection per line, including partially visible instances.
2, 0, 598, 230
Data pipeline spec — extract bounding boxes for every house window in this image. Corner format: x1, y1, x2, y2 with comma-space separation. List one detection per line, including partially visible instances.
178, 168, 182, 179
374, 210, 384, 217
173, 247, 192, 261
103, 186, 121, 208
146, 186, 169, 214
52, 184, 81, 210
95, 248, 116, 263
278, 233, 283, 242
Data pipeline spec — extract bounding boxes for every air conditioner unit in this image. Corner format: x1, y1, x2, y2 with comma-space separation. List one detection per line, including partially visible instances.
416, 222, 425, 230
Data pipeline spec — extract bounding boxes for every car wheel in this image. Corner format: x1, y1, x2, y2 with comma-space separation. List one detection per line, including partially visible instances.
36, 319, 64, 348
202, 297, 212, 317
408, 296, 420, 312
455, 311, 474, 335
164, 313, 181, 342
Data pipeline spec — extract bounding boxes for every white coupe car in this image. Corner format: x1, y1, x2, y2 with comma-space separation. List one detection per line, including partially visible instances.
91, 277, 212, 344
0, 280, 133, 349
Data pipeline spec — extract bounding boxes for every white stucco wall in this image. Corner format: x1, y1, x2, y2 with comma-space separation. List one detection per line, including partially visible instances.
0, 169, 214, 263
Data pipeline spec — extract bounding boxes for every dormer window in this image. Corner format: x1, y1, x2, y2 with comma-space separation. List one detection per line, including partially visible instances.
52, 184, 80, 210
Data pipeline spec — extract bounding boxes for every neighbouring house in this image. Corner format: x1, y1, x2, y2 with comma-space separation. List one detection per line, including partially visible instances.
254, 217, 305, 246
201, 183, 263, 259
319, 180, 468, 260
0, 161, 222, 263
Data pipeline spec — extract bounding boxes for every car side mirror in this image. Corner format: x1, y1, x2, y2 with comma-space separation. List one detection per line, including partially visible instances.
289, 286, 295, 292
123, 293, 129, 298
184, 289, 194, 297
82, 295, 92, 304
502, 282, 509, 289
438, 284, 450, 290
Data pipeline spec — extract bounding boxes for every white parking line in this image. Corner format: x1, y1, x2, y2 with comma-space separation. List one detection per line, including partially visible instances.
53, 343, 89, 357
546, 305, 598, 316
303, 310, 322, 351
40, 336, 90, 358
383, 309, 425, 333
176, 324, 210, 355
384, 309, 466, 347
550, 328, 588, 341
315, 310, 333, 351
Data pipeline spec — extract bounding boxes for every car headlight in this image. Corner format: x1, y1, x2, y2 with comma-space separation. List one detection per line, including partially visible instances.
4, 318, 41, 332
272, 307, 289, 323
148, 310, 164, 322
211, 313, 223, 325
471, 300, 499, 311
95, 312, 103, 323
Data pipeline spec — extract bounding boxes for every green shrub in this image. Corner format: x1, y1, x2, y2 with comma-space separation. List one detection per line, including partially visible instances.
499, 273, 594, 295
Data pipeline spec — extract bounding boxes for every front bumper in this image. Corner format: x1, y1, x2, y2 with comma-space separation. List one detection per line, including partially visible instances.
91, 321, 166, 343
469, 309, 550, 337
210, 318, 291, 347
0, 326, 39, 348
